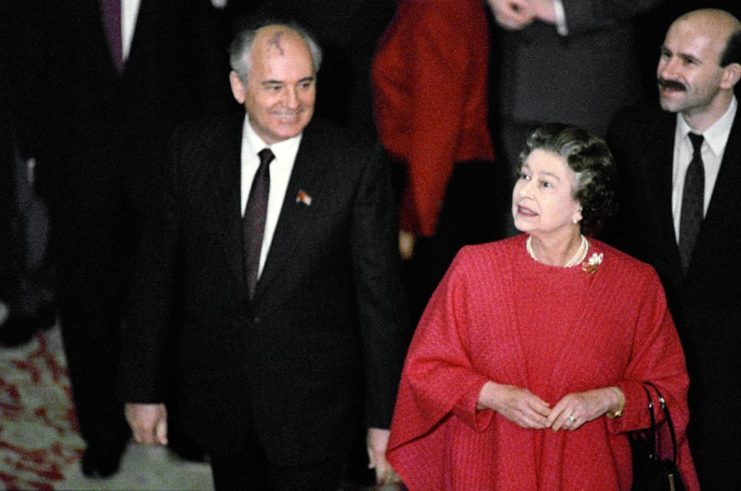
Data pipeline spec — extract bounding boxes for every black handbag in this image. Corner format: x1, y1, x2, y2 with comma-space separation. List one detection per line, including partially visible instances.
630, 381, 686, 491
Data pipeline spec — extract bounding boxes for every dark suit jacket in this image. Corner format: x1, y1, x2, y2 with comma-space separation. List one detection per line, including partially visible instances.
495, 0, 663, 135
121, 113, 409, 465
606, 105, 741, 445
24, 0, 230, 209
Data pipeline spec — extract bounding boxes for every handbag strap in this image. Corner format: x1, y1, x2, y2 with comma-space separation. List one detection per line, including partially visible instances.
640, 384, 658, 458
642, 381, 680, 465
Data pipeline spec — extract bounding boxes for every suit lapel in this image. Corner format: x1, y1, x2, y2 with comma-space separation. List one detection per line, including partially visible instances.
253, 124, 331, 303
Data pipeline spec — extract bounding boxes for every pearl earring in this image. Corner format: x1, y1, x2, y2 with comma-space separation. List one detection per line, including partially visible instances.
573, 207, 582, 224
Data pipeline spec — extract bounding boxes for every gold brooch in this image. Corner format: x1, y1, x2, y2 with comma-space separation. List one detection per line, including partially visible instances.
582, 252, 604, 275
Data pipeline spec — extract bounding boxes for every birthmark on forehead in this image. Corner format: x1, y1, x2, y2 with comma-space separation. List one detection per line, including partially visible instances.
267, 32, 285, 56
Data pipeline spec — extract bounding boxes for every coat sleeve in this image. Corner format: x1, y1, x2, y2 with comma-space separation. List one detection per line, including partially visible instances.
372, 2, 490, 236
605, 267, 699, 490
350, 145, 411, 428
388, 251, 497, 444
559, 0, 664, 36
119, 127, 183, 403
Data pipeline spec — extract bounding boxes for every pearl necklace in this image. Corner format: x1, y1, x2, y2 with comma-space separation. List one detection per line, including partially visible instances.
526, 234, 589, 268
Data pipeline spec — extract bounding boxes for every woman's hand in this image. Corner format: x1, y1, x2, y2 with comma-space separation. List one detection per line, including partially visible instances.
548, 387, 621, 431
478, 381, 551, 429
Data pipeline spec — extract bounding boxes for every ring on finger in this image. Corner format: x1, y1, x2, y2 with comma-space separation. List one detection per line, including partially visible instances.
568, 415, 576, 424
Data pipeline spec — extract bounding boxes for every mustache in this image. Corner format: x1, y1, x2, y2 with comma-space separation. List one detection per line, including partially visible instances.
657, 78, 687, 91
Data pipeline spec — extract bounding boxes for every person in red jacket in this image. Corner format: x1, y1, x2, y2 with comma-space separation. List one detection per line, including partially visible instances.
387, 125, 699, 490
372, 0, 501, 318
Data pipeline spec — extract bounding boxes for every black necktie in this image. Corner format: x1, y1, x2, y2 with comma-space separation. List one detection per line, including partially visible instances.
101, 0, 123, 73
243, 148, 274, 298
678, 132, 704, 274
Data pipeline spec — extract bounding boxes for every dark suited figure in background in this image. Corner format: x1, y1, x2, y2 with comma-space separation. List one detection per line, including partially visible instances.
0, 101, 56, 347
488, 0, 664, 235
0, 0, 57, 348
0, 104, 17, 327
19, 0, 230, 477
606, 9, 741, 489
122, 23, 407, 490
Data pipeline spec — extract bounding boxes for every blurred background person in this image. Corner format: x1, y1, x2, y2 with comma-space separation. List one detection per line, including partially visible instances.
0, 101, 55, 348
386, 125, 698, 490
488, 0, 665, 235
606, 9, 741, 489
0, 0, 56, 348
372, 0, 501, 321
6, 0, 232, 477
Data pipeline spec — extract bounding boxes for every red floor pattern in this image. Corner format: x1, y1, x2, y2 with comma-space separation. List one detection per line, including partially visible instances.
0, 328, 84, 490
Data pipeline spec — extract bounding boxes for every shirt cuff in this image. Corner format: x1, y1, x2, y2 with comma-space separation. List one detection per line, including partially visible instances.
553, 0, 568, 36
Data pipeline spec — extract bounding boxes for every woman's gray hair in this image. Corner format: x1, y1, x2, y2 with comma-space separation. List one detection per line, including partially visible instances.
229, 22, 323, 82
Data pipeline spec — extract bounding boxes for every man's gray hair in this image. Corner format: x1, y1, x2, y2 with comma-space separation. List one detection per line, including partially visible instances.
229, 22, 323, 82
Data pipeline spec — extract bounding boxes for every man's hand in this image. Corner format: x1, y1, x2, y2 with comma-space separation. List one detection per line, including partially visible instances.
125, 403, 168, 445
487, 0, 535, 30
367, 427, 400, 485
399, 230, 416, 261
531, 0, 557, 25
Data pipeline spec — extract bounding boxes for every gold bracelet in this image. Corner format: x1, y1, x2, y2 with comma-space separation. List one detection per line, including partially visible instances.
606, 386, 625, 419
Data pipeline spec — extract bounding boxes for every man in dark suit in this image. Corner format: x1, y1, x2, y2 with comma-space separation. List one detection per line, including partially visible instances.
606, 9, 741, 489
488, 0, 664, 235
20, 0, 229, 477
122, 23, 408, 490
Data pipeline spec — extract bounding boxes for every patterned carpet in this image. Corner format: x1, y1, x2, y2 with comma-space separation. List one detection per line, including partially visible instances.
0, 326, 213, 491
0, 326, 82, 490
0, 324, 401, 490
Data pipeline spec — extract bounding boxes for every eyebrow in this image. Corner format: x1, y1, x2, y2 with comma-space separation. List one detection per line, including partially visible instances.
539, 171, 562, 182
661, 44, 702, 64
260, 76, 315, 86
522, 163, 562, 181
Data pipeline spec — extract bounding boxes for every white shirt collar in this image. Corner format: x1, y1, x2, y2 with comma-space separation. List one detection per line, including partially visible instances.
677, 96, 737, 158
243, 117, 303, 162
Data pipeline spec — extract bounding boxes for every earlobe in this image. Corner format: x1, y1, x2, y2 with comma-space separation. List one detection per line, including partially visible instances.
229, 71, 246, 104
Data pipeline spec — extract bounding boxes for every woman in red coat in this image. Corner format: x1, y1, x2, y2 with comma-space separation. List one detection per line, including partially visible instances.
386, 125, 699, 490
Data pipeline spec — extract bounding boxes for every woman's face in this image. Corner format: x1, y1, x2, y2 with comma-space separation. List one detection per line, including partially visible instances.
512, 149, 582, 237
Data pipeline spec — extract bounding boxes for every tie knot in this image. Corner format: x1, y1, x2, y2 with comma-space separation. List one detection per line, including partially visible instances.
688, 132, 704, 155
258, 148, 275, 167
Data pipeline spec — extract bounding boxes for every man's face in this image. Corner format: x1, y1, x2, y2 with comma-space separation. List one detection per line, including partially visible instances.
656, 18, 726, 118
230, 28, 316, 144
